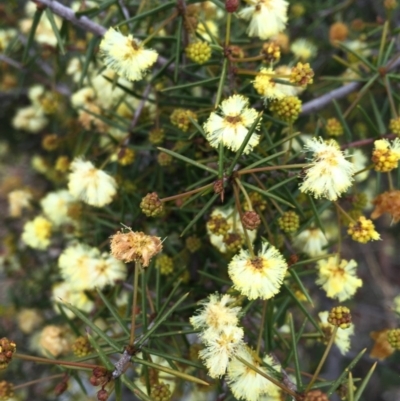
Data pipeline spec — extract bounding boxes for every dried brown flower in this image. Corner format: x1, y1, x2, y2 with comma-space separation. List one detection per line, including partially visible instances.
371, 190, 400, 223
110, 229, 162, 266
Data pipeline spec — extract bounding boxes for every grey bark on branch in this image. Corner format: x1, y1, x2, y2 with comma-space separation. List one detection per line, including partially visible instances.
31, 0, 170, 67
32, 0, 400, 116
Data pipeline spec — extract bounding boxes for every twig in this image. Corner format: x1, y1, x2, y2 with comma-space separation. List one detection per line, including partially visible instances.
32, 0, 172, 70
32, 0, 106, 36
301, 54, 400, 115
128, 83, 152, 133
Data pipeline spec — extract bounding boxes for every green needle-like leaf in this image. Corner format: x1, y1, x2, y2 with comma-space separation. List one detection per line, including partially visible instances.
61, 303, 121, 352
86, 333, 115, 370
326, 348, 366, 396
96, 289, 130, 337
45, 8, 65, 55
157, 147, 218, 175
353, 361, 377, 401
227, 112, 264, 176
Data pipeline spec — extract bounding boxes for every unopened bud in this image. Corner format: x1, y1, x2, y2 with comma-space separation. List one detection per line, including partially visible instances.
225, 0, 239, 13
241, 211, 261, 230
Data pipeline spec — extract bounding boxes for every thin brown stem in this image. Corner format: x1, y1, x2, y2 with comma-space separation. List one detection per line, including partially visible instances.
238, 164, 307, 176
142, 10, 178, 45
13, 374, 65, 390
384, 75, 398, 118
335, 202, 356, 224
14, 353, 99, 370
232, 179, 255, 258
305, 326, 338, 392
130, 261, 141, 345
229, 55, 265, 63
160, 183, 213, 203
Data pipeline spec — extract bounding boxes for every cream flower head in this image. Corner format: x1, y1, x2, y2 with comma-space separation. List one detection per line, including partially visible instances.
319, 311, 354, 355
227, 346, 281, 401
228, 242, 288, 300
99, 27, 158, 82
203, 94, 260, 154
290, 38, 317, 60
68, 158, 117, 207
239, 0, 289, 40
40, 190, 76, 226
316, 256, 362, 302
52, 282, 94, 318
198, 325, 244, 378
58, 243, 100, 291
190, 293, 242, 333
207, 206, 257, 254
300, 137, 355, 201
293, 227, 328, 257
253, 68, 287, 101
8, 189, 32, 217
21, 215, 52, 250
12, 105, 48, 133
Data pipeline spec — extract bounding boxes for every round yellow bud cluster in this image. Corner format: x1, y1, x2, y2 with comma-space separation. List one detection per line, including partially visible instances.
261, 41, 281, 64
0, 338, 16, 370
55, 156, 70, 172
140, 192, 164, 217
150, 382, 171, 401
157, 151, 173, 166
325, 117, 343, 137
186, 235, 202, 253
41, 91, 61, 114
328, 306, 352, 329
170, 108, 198, 132
278, 211, 300, 233
387, 328, 400, 350
372, 139, 400, 172
207, 213, 230, 235
156, 254, 174, 276
291, 3, 306, 18
347, 216, 380, 243
149, 128, 165, 145
185, 41, 212, 65
0, 381, 14, 401
389, 117, 400, 136
244, 192, 267, 212
341, 208, 362, 226
72, 336, 92, 357
42, 134, 60, 151
269, 96, 302, 123
117, 147, 135, 166
290, 62, 314, 86
224, 232, 244, 253
352, 193, 368, 210
384, 0, 398, 10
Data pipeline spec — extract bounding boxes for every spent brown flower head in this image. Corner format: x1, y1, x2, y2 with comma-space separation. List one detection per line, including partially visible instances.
370, 329, 395, 360
371, 190, 400, 223
305, 389, 329, 401
110, 229, 162, 266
